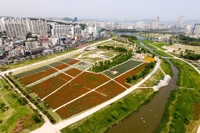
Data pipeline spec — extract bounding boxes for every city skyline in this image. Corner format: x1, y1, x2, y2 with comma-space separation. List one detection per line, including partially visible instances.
0, 0, 199, 21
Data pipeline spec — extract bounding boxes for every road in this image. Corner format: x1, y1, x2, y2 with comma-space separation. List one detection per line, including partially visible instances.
30, 57, 160, 133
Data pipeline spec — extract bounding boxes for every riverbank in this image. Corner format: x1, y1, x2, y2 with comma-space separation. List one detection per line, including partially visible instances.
61, 88, 156, 133
155, 59, 200, 133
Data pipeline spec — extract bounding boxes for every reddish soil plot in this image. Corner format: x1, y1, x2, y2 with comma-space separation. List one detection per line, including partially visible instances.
64, 68, 82, 77
96, 81, 126, 98
71, 72, 110, 89
19, 68, 57, 85
30, 73, 72, 98
56, 92, 109, 119
67, 59, 80, 65
44, 82, 89, 109
54, 64, 69, 70
115, 63, 148, 88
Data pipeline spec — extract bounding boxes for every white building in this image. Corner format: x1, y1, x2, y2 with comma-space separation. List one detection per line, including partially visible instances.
135, 21, 144, 29
176, 16, 184, 28
71, 25, 82, 35
25, 41, 39, 51
50, 23, 71, 37
193, 23, 200, 35
149, 17, 159, 30
0, 17, 48, 37
186, 25, 193, 33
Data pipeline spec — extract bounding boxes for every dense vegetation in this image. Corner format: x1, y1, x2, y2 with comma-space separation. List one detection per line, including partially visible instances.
126, 62, 156, 83
179, 34, 200, 46
120, 34, 138, 41
91, 46, 133, 72
0, 78, 43, 132
61, 88, 155, 133
180, 50, 200, 60
155, 59, 200, 133
79, 24, 87, 30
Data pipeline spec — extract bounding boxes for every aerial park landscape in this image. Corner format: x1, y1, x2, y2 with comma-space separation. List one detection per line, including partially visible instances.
0, 31, 200, 133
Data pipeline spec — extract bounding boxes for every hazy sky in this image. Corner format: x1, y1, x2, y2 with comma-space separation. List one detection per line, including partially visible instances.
0, 0, 199, 21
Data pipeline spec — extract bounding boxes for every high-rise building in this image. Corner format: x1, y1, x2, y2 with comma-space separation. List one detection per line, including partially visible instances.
74, 17, 78, 22
135, 21, 144, 29
176, 16, 184, 28
193, 23, 200, 35
50, 23, 72, 37
0, 17, 48, 37
149, 17, 159, 30
186, 25, 193, 33
71, 25, 82, 35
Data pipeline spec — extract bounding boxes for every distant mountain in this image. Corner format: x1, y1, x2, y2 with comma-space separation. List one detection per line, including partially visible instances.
63, 17, 73, 21
183, 20, 200, 25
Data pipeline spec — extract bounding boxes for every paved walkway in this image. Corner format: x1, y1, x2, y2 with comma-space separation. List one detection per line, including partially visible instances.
30, 57, 160, 133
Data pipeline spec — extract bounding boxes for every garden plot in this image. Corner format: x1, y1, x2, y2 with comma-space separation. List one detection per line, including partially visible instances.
30, 73, 72, 98
14, 65, 51, 79
115, 63, 148, 88
44, 83, 89, 109
56, 92, 110, 119
71, 72, 110, 89
96, 81, 126, 98
19, 68, 57, 85
104, 60, 142, 78
64, 68, 82, 77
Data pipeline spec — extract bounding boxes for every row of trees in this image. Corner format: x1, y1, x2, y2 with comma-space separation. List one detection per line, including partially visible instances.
5, 74, 56, 124
120, 34, 138, 41
126, 62, 156, 83
181, 51, 200, 60
97, 45, 128, 53
92, 50, 133, 72
179, 34, 200, 46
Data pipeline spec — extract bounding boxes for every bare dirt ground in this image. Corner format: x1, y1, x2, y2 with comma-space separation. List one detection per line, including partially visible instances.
164, 44, 200, 54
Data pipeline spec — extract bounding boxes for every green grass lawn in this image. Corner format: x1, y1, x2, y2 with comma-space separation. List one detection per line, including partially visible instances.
0, 78, 43, 133
61, 88, 155, 133
154, 50, 173, 58
160, 59, 173, 76
142, 40, 157, 50
155, 59, 200, 133
103, 60, 142, 78
152, 42, 171, 50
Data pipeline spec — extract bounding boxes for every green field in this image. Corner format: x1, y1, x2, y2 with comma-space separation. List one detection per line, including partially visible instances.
104, 60, 142, 78
0, 78, 43, 133
142, 40, 157, 50
155, 59, 200, 133
61, 88, 155, 133
160, 59, 173, 76
153, 42, 171, 50
154, 50, 173, 58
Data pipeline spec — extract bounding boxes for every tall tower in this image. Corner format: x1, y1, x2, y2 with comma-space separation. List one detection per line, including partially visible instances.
176, 16, 184, 28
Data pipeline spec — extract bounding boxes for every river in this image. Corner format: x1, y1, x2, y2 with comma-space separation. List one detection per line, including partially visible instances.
106, 33, 179, 133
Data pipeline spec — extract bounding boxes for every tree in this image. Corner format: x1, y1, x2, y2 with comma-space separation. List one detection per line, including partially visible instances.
126, 77, 132, 83
132, 75, 137, 80
32, 114, 41, 123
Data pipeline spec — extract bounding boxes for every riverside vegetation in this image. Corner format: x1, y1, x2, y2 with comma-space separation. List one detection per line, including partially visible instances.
155, 59, 200, 133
